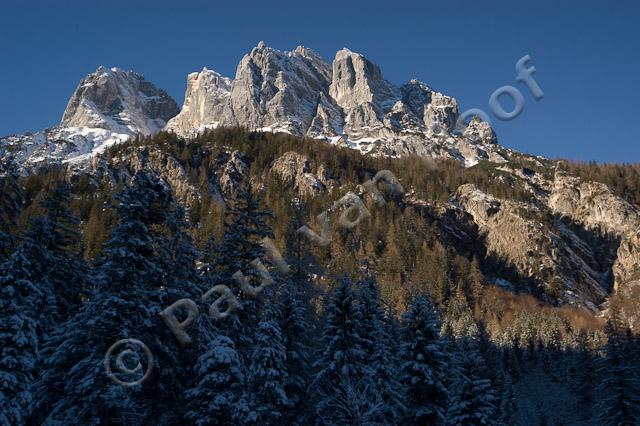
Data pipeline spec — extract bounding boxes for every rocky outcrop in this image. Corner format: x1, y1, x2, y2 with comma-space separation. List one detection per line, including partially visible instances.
456, 183, 608, 310
307, 92, 344, 138
549, 168, 640, 312
464, 116, 497, 145
549, 168, 640, 236
165, 68, 232, 136
163, 42, 505, 168
329, 48, 398, 132
613, 230, 640, 292
100, 146, 201, 205
61, 66, 179, 134
270, 151, 328, 196
215, 150, 249, 197
423, 92, 459, 133
1, 66, 178, 168
216, 43, 333, 135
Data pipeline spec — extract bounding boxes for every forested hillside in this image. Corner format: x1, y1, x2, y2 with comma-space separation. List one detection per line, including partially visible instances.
1, 128, 639, 425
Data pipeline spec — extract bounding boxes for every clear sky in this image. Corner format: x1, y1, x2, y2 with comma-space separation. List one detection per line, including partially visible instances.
1, 0, 639, 163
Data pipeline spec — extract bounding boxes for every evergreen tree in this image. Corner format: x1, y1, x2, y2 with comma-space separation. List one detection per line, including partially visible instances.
0, 159, 23, 261
201, 182, 274, 354
446, 337, 497, 426
497, 371, 517, 426
442, 284, 479, 340
246, 314, 289, 425
594, 320, 640, 426
356, 277, 404, 422
398, 294, 448, 425
274, 278, 312, 424
184, 334, 247, 426
37, 183, 87, 319
33, 171, 204, 424
568, 330, 596, 423
0, 241, 48, 425
313, 276, 372, 424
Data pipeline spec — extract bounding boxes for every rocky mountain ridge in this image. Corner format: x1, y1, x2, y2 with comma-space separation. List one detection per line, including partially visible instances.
1, 42, 510, 170
0, 67, 179, 167
167, 43, 506, 166
2, 42, 639, 325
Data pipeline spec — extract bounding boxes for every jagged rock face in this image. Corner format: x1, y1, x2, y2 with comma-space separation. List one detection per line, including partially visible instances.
215, 150, 249, 196
400, 79, 433, 119
270, 151, 328, 196
306, 92, 344, 138
218, 43, 333, 135
329, 48, 398, 131
464, 116, 497, 145
0, 127, 130, 167
164, 43, 505, 168
96, 146, 201, 205
549, 169, 640, 236
1, 66, 178, 168
613, 230, 640, 292
165, 68, 232, 136
549, 168, 640, 315
61, 66, 179, 135
423, 92, 459, 133
455, 183, 608, 311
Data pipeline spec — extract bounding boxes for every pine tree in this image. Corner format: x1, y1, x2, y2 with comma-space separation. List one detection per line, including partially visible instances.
0, 159, 24, 261
37, 183, 87, 319
201, 182, 274, 354
246, 314, 289, 425
594, 319, 640, 426
0, 244, 48, 425
442, 284, 479, 340
356, 277, 404, 422
497, 371, 517, 426
184, 334, 247, 425
33, 171, 204, 424
313, 276, 372, 424
446, 336, 497, 426
398, 294, 448, 425
274, 278, 312, 424
568, 330, 596, 423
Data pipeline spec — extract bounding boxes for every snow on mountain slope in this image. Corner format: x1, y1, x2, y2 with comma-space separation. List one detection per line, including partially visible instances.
166, 42, 507, 167
2, 43, 507, 168
1, 66, 179, 168
61, 66, 179, 135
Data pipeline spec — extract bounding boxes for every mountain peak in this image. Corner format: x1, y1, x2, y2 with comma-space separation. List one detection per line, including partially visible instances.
60, 66, 179, 135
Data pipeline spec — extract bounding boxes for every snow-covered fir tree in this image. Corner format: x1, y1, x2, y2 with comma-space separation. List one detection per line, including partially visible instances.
446, 336, 497, 426
184, 334, 247, 425
201, 181, 274, 354
273, 277, 312, 424
0, 236, 48, 425
313, 276, 375, 424
398, 294, 448, 425
594, 319, 640, 426
567, 329, 596, 422
0, 159, 23, 261
245, 311, 289, 425
497, 370, 517, 426
32, 171, 205, 424
356, 276, 404, 422
36, 183, 88, 319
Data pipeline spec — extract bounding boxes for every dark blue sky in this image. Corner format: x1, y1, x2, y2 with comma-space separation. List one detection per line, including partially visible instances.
1, 0, 638, 162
